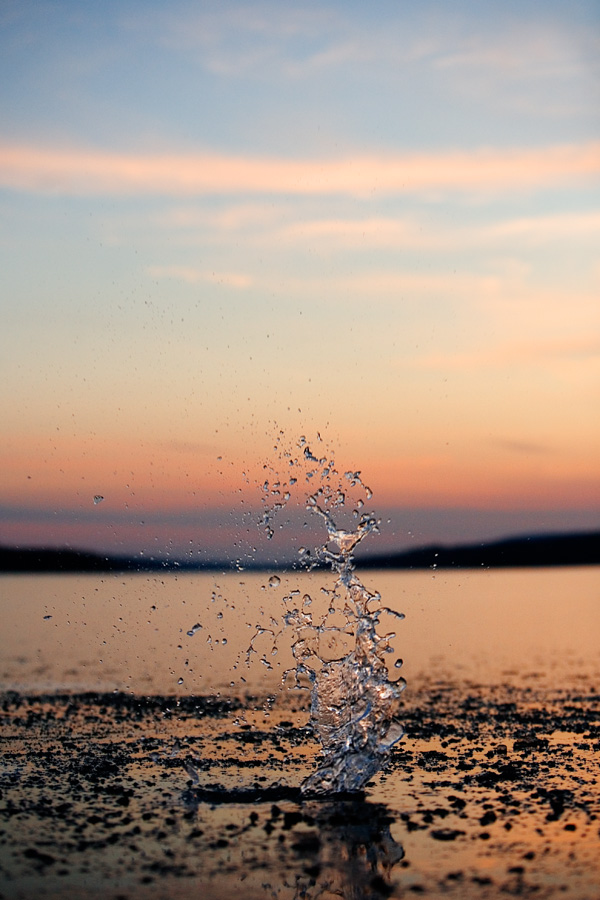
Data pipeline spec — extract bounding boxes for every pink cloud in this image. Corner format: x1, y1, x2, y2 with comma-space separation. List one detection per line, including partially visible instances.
0, 141, 598, 197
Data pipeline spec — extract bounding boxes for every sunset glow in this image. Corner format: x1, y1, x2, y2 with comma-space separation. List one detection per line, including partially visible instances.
0, 0, 598, 562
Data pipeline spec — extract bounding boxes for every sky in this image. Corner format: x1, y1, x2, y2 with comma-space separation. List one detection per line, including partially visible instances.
0, 0, 599, 564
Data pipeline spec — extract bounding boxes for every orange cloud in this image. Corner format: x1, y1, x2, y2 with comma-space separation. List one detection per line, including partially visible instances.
365, 451, 600, 510
0, 141, 598, 197
403, 336, 600, 372
0, 433, 239, 510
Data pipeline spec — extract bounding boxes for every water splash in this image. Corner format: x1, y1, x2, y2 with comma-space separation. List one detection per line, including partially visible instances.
262, 436, 406, 794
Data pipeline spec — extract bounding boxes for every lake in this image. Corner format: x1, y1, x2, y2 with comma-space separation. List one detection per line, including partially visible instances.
1, 567, 599, 899
1, 567, 598, 694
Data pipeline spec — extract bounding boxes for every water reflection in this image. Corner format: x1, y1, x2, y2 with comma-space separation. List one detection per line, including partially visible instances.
2, 569, 598, 694
290, 799, 404, 900
182, 787, 405, 898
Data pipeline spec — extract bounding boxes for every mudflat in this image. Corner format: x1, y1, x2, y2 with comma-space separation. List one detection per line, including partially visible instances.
1, 675, 598, 899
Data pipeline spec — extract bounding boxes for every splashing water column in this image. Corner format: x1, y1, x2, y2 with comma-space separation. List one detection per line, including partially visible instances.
298, 498, 406, 794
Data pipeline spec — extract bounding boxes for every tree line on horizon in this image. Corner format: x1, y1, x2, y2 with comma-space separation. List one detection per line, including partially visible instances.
0, 530, 598, 572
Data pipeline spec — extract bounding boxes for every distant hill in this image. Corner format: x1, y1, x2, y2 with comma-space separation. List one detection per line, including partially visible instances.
0, 546, 247, 573
0, 546, 142, 573
356, 530, 600, 570
0, 530, 598, 572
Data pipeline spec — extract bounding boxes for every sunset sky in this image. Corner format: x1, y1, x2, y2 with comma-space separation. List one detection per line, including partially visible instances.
0, 0, 599, 563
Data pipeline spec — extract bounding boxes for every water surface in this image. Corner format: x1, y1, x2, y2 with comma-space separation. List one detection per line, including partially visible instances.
1, 567, 598, 695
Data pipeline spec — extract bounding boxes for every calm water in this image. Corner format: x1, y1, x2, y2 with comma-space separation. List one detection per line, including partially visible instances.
1, 567, 598, 696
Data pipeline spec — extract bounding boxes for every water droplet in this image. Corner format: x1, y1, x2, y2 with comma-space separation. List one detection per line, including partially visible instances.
93, 495, 104, 505
177, 677, 184, 685
268, 575, 281, 588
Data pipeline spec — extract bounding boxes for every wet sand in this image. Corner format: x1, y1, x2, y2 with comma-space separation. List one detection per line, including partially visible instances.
1, 676, 599, 899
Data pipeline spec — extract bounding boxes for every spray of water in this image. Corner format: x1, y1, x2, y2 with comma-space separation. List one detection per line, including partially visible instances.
261, 435, 406, 794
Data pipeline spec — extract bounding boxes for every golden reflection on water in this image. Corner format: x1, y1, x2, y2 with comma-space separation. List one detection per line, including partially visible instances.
0, 567, 598, 694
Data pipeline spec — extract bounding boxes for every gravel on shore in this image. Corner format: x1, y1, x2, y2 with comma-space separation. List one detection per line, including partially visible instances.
1, 677, 599, 899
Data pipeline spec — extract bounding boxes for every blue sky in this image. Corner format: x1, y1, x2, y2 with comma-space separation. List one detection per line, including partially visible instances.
2, 0, 598, 150
0, 0, 598, 561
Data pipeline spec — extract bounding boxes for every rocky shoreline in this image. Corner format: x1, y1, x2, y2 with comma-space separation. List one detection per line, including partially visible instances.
1, 678, 599, 899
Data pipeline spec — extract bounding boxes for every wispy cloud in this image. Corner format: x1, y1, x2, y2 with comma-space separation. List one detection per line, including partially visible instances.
154, 203, 288, 232
435, 22, 597, 77
490, 438, 553, 456
488, 211, 600, 243
135, 203, 600, 269
145, 265, 503, 301
147, 265, 252, 288
1, 142, 598, 198
138, 4, 598, 89
277, 210, 600, 250
403, 336, 600, 372
280, 217, 423, 247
